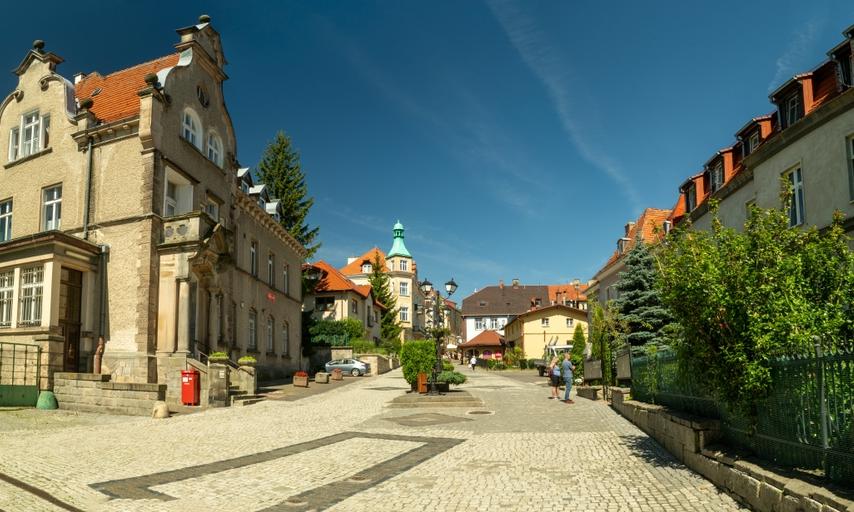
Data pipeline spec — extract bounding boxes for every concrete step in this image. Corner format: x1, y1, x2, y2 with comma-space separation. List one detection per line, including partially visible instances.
230, 394, 265, 407
386, 400, 483, 409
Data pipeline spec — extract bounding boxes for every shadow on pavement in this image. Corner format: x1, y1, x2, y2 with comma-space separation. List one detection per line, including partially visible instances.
619, 434, 684, 469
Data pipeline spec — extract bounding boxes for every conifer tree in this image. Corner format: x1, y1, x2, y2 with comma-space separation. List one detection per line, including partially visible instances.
367, 253, 402, 344
614, 240, 671, 346
570, 322, 586, 373
256, 132, 320, 258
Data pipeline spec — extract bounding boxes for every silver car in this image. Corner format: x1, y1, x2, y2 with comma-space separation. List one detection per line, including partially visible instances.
325, 358, 371, 377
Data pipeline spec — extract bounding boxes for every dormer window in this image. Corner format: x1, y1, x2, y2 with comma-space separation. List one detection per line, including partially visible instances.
748, 132, 760, 154
361, 263, 372, 274
784, 93, 802, 127
710, 162, 723, 192
182, 109, 201, 149
617, 237, 630, 254
240, 180, 249, 194
258, 197, 266, 210
686, 184, 697, 211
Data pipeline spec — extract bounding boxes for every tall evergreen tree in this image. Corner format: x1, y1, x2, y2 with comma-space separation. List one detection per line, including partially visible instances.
367, 253, 401, 343
570, 322, 586, 373
614, 240, 671, 346
256, 132, 320, 258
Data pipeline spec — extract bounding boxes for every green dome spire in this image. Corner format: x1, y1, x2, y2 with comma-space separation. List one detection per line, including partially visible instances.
388, 220, 411, 258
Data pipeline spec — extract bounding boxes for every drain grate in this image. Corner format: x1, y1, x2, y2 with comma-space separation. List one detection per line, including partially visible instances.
467, 410, 493, 415
347, 475, 370, 483
285, 498, 308, 506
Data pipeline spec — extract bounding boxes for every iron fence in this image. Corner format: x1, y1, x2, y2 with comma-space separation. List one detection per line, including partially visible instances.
631, 346, 853, 484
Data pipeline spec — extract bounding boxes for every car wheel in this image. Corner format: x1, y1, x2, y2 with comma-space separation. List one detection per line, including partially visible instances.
351, 368, 361, 377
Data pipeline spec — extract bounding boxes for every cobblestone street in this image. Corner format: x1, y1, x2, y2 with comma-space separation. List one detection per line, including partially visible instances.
0, 368, 746, 511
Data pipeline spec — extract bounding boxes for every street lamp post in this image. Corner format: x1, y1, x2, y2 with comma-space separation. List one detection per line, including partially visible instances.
420, 277, 457, 396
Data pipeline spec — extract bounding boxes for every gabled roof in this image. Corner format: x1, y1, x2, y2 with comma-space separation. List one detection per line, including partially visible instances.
311, 260, 370, 298
459, 330, 504, 347
509, 303, 588, 322
75, 54, 180, 123
593, 207, 672, 279
340, 247, 389, 275
461, 284, 550, 316
547, 284, 588, 304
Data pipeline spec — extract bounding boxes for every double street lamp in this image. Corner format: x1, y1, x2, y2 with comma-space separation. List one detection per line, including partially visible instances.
420, 277, 458, 396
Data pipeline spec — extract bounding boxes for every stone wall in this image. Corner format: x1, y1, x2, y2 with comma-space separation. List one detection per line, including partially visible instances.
611, 388, 854, 512
356, 354, 399, 376
53, 372, 165, 416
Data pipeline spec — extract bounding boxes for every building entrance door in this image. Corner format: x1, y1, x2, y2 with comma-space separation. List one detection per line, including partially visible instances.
59, 268, 83, 372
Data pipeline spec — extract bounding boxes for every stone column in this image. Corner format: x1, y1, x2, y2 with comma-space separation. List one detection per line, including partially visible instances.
176, 279, 191, 354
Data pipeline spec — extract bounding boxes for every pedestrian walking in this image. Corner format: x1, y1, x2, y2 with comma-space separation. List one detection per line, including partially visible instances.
470, 355, 477, 371
561, 353, 576, 403
548, 357, 561, 399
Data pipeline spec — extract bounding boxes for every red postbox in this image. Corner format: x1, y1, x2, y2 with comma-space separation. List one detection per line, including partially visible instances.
181, 369, 200, 406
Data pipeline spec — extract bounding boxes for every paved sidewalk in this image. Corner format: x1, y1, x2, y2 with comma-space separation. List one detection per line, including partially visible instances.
0, 367, 746, 511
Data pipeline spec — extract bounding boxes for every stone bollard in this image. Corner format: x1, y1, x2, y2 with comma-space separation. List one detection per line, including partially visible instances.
331, 368, 343, 381
152, 401, 170, 419
315, 372, 330, 384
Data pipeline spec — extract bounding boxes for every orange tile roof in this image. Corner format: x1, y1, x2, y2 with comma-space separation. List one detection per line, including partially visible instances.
593, 207, 672, 278
75, 54, 180, 123
459, 330, 505, 347
547, 284, 588, 303
311, 260, 370, 298
339, 247, 388, 276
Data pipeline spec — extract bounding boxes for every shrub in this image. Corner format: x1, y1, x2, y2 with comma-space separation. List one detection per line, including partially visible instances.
502, 346, 524, 367
237, 355, 256, 366
294, 370, 308, 378
528, 358, 539, 369
400, 340, 436, 385
208, 351, 228, 362
487, 360, 507, 370
442, 361, 454, 372
309, 318, 365, 345
519, 359, 528, 369
351, 339, 383, 355
436, 370, 467, 386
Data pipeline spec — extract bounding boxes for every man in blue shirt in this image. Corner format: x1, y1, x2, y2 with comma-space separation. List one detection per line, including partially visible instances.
561, 353, 575, 403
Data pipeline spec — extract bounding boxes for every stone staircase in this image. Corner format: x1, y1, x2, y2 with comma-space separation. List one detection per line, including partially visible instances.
387, 390, 484, 409
228, 384, 264, 407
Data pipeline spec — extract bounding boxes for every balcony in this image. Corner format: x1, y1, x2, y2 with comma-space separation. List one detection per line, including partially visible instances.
161, 212, 216, 246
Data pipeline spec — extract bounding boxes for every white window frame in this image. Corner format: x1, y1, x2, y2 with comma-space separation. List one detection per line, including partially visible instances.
18, 266, 43, 326
710, 162, 723, 192
351, 299, 358, 314
8, 127, 19, 161
748, 131, 760, 153
164, 168, 192, 217
786, 167, 805, 226
786, 94, 801, 127
361, 263, 372, 274
0, 270, 13, 328
42, 185, 62, 231
182, 109, 201, 149
248, 309, 257, 349
315, 296, 334, 311
566, 317, 574, 328
268, 253, 275, 287
475, 318, 484, 330
399, 281, 409, 297
541, 318, 549, 328
400, 306, 409, 322
399, 259, 408, 271
686, 184, 697, 211
0, 199, 11, 242
250, 241, 258, 277
266, 316, 274, 353
207, 132, 223, 167
489, 317, 498, 330
205, 196, 220, 221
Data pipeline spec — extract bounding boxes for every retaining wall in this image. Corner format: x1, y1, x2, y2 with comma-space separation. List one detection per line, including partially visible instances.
53, 372, 166, 416
611, 388, 854, 512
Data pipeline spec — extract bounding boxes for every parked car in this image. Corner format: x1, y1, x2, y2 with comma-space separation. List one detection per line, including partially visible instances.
325, 358, 371, 377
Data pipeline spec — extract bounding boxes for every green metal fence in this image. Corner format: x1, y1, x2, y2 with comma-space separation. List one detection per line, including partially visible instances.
631, 346, 853, 484
0, 342, 41, 406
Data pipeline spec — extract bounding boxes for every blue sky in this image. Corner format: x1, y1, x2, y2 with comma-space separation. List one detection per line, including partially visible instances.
2, 1, 852, 298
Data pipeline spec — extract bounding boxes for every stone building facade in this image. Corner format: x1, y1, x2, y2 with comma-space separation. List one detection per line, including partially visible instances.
0, 17, 305, 397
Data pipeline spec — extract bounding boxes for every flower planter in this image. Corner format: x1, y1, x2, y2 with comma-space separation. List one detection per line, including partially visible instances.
293, 375, 309, 388
331, 368, 343, 381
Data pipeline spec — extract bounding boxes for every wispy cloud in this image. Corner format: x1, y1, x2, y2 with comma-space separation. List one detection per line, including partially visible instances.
768, 19, 822, 93
485, 0, 642, 211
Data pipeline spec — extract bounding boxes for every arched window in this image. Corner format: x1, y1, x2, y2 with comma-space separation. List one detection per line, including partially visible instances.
182, 109, 201, 149
207, 132, 223, 167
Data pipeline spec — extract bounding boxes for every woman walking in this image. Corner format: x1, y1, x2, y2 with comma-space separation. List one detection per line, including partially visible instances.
548, 357, 561, 399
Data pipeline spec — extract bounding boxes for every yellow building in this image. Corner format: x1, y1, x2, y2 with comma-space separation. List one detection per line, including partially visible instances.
504, 304, 588, 359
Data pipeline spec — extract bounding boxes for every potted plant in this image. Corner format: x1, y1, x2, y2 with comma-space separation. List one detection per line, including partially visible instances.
237, 355, 257, 367
208, 351, 229, 364
436, 370, 467, 392
293, 370, 309, 388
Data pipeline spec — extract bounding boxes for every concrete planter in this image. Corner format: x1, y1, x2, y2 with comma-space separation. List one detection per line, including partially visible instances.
331, 369, 343, 381
315, 372, 330, 384
293, 375, 309, 388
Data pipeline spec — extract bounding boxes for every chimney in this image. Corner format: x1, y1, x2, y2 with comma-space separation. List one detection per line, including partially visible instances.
511, 278, 520, 288
624, 221, 635, 237
499, 280, 504, 290
347, 256, 357, 265
73, 72, 86, 84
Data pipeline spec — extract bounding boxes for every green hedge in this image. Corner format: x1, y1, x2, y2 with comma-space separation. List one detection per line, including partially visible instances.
437, 370, 467, 385
400, 340, 436, 385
